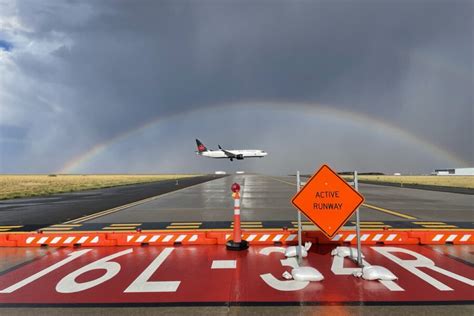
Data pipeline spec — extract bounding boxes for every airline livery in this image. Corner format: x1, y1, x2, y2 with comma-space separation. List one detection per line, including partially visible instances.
195, 139, 268, 161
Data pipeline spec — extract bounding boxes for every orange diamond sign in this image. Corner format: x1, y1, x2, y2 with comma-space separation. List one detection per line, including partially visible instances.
291, 164, 364, 238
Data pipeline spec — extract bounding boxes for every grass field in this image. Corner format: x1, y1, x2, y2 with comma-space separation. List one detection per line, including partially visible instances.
343, 175, 474, 189
0, 174, 198, 200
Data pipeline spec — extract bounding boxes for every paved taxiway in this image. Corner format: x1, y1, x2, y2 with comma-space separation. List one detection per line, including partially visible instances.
0, 175, 222, 227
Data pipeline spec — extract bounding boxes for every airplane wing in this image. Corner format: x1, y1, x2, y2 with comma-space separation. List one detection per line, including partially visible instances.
218, 145, 236, 158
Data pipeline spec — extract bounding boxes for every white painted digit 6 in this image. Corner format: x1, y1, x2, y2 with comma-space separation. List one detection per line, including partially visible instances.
56, 248, 133, 293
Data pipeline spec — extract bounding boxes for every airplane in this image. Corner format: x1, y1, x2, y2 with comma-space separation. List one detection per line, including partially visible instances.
195, 139, 268, 161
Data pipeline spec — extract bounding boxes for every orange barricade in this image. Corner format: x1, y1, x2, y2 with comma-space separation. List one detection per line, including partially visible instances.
8, 233, 114, 247
0, 230, 472, 247
0, 234, 16, 247
109, 231, 216, 246
410, 231, 473, 245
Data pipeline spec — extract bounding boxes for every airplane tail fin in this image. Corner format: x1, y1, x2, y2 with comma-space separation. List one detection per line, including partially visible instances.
196, 139, 208, 153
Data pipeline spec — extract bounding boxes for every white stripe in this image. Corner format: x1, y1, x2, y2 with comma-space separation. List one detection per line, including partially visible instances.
259, 234, 270, 242
234, 209, 240, 215
163, 235, 173, 242
175, 235, 186, 242
136, 235, 147, 243
50, 237, 62, 244
234, 199, 240, 207
90, 236, 99, 243
386, 234, 397, 241
361, 234, 369, 241
76, 236, 88, 244
331, 234, 342, 241
149, 235, 160, 242
211, 260, 237, 269
64, 237, 75, 244
345, 234, 356, 242
126, 235, 134, 242
189, 235, 198, 242
372, 234, 383, 241
446, 234, 457, 242
246, 234, 257, 241
432, 234, 444, 242
36, 237, 48, 244
460, 234, 471, 242
273, 234, 283, 242
225, 234, 231, 240
286, 234, 296, 241
26, 237, 35, 244
379, 280, 405, 291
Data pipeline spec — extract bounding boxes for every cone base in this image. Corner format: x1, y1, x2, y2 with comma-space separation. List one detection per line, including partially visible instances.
226, 240, 249, 251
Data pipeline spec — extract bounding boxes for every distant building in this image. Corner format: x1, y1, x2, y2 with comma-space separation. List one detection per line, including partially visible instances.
432, 168, 474, 176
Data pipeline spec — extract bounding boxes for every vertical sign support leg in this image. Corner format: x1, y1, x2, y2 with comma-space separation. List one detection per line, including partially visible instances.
354, 170, 363, 267
296, 170, 303, 264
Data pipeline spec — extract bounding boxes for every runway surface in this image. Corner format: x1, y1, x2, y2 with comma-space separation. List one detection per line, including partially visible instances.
79, 174, 472, 227
0, 174, 472, 232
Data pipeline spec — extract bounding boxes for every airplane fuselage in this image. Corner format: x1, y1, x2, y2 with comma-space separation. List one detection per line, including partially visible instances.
197, 149, 267, 159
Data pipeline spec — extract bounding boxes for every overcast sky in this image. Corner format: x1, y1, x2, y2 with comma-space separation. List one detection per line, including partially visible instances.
0, 0, 472, 175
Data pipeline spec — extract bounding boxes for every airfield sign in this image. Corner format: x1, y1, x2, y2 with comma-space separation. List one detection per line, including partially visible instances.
291, 164, 364, 238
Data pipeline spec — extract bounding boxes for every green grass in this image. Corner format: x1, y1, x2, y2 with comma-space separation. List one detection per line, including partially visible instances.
342, 175, 473, 189
0, 174, 199, 200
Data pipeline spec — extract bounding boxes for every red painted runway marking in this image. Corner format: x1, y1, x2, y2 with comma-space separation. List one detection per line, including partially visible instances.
0, 245, 472, 304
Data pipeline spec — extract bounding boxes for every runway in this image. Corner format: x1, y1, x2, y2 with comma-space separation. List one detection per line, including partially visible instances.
75, 174, 472, 228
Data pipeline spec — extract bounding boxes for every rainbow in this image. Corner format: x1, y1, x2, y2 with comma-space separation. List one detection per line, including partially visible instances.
57, 101, 470, 173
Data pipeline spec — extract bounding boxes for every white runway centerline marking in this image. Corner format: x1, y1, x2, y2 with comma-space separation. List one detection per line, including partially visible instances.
211, 260, 237, 269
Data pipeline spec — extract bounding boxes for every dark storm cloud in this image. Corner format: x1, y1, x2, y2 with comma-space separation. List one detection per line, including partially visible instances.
0, 0, 472, 173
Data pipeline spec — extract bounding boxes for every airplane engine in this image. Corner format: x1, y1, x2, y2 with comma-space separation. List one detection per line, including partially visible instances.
236, 154, 244, 160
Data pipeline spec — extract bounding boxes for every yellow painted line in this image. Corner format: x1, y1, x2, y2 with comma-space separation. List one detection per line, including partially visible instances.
291, 222, 312, 225
41, 227, 74, 231
266, 176, 297, 186
351, 222, 385, 224
362, 203, 417, 220
0, 226, 23, 229
170, 222, 202, 225
0, 229, 12, 232
102, 227, 138, 230
420, 225, 458, 229
413, 222, 446, 225
51, 224, 82, 227
166, 225, 201, 229
64, 179, 211, 224
232, 222, 262, 224
109, 223, 141, 226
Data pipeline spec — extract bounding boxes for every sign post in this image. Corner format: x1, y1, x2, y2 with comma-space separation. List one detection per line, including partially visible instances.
291, 164, 364, 240
354, 170, 363, 266
296, 171, 303, 263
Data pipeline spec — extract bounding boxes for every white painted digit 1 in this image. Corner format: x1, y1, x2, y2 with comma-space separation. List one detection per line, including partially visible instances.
259, 247, 309, 291
0, 249, 91, 293
56, 248, 133, 293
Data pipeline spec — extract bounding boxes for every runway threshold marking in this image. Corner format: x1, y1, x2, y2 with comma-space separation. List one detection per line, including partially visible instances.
62, 180, 215, 224
266, 176, 418, 220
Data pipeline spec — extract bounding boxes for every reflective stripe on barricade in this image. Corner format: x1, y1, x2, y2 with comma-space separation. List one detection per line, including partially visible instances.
0, 229, 472, 247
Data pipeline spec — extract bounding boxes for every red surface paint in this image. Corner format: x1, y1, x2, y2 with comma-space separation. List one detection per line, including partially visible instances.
0, 245, 472, 304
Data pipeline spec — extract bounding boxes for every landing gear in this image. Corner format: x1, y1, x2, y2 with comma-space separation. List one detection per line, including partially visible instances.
230, 158, 233, 162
